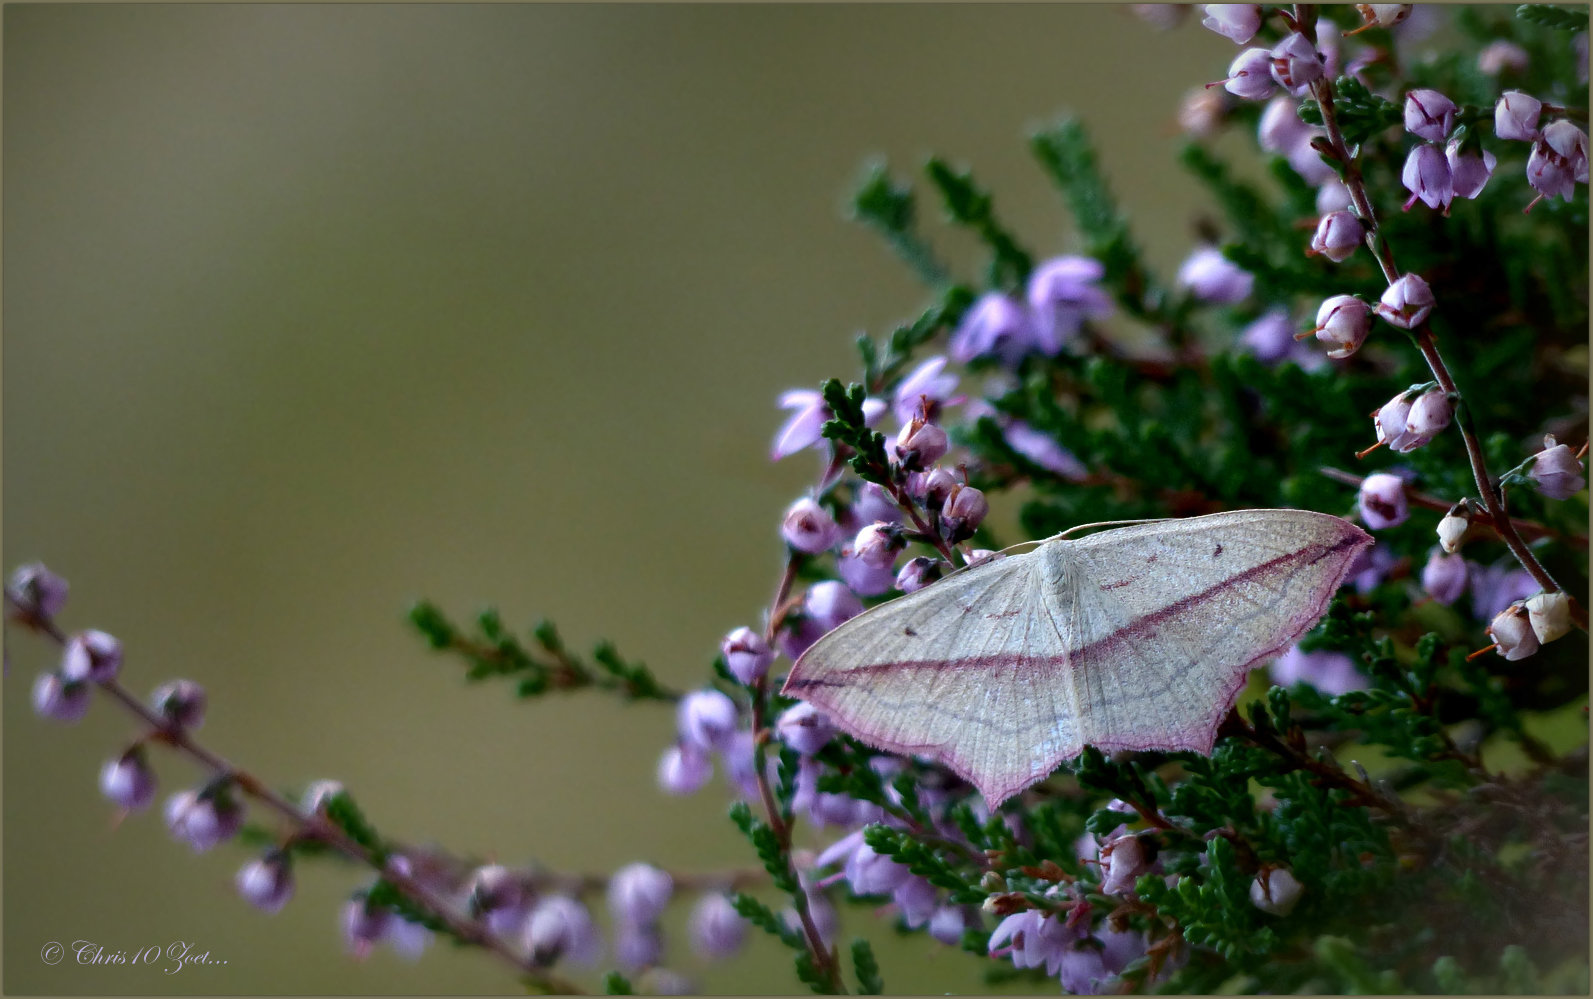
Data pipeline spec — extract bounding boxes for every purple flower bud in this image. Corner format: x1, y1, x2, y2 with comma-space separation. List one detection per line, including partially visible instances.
7, 562, 68, 621
1176, 246, 1254, 304
164, 787, 244, 852
1100, 834, 1152, 895
342, 898, 392, 958
1002, 420, 1088, 479
614, 922, 663, 972
1375, 273, 1434, 329
782, 497, 840, 554
1309, 295, 1372, 358
237, 853, 295, 914
1271, 645, 1365, 695
61, 629, 123, 684
1421, 549, 1469, 605
1026, 255, 1112, 352
852, 482, 901, 526
776, 702, 836, 756
850, 522, 905, 570
1371, 390, 1417, 452
948, 293, 1038, 365
1527, 591, 1572, 644
677, 689, 738, 753
1401, 144, 1454, 211
1201, 4, 1262, 44
150, 679, 207, 730
1317, 179, 1353, 214
100, 749, 157, 812
657, 742, 713, 796
892, 356, 960, 425
1528, 436, 1587, 499
33, 671, 90, 722
1528, 135, 1579, 204
1545, 119, 1590, 182
1249, 867, 1304, 916
301, 779, 345, 813
1270, 33, 1324, 94
895, 556, 945, 594
1240, 309, 1297, 364
988, 910, 1076, 976
1223, 47, 1277, 101
844, 841, 911, 896
1258, 96, 1314, 154
771, 390, 828, 462
806, 580, 863, 632
1494, 91, 1543, 142
1487, 602, 1539, 661
720, 627, 773, 686
893, 876, 940, 928
1310, 211, 1364, 262
464, 864, 523, 920
608, 862, 673, 927
1358, 472, 1408, 530
941, 484, 989, 542
524, 895, 603, 966
1478, 40, 1530, 75
836, 552, 895, 597
916, 466, 961, 509
1445, 140, 1498, 200
893, 418, 949, 472
928, 905, 973, 946
1401, 389, 1452, 449
1403, 89, 1457, 142
689, 893, 747, 961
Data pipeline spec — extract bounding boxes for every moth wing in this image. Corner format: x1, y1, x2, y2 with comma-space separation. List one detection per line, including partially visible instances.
1057, 508, 1371, 753
784, 549, 1084, 807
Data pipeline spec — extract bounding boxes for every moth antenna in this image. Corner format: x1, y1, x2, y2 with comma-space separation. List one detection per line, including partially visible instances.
1053, 517, 1167, 541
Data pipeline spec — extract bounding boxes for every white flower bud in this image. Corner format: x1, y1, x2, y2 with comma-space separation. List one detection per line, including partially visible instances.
1249, 866, 1304, 916
1526, 591, 1572, 645
1487, 602, 1539, 661
1437, 512, 1470, 554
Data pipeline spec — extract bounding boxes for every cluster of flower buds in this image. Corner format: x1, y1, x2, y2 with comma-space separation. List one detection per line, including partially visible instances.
1484, 590, 1572, 661
607, 862, 673, 973
1219, 28, 1326, 102
948, 256, 1113, 364
1400, 88, 1497, 212
658, 688, 747, 797
1176, 245, 1254, 304
1525, 435, 1587, 500
1363, 383, 1452, 456
1492, 90, 1591, 208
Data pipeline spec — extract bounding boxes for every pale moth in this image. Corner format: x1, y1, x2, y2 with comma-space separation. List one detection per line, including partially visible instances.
783, 509, 1372, 807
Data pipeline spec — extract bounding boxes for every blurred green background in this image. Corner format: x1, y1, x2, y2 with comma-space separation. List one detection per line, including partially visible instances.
4, 5, 1237, 993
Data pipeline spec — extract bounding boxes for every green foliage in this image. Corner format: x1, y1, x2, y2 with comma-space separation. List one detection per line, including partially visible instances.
1516, 3, 1590, 30
850, 938, 885, 995
601, 971, 634, 995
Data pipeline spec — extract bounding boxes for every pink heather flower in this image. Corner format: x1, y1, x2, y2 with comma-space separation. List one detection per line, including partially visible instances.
1270, 32, 1324, 94
1528, 137, 1579, 204
1223, 47, 1277, 101
1375, 273, 1434, 329
851, 482, 900, 526
1309, 295, 1372, 358
948, 293, 1038, 365
1287, 137, 1338, 186
1478, 40, 1530, 75
844, 841, 912, 896
1372, 390, 1417, 452
1270, 645, 1365, 696
1258, 95, 1315, 154
236, 854, 295, 914
941, 484, 989, 542
1310, 211, 1364, 262
895, 556, 944, 593
100, 751, 157, 812
1317, 179, 1353, 214
851, 522, 904, 569
657, 743, 712, 795
677, 689, 738, 753
1358, 472, 1408, 530
61, 629, 123, 684
1446, 140, 1498, 200
807, 580, 863, 632
525, 895, 603, 966
608, 862, 673, 926
1250, 867, 1304, 916
1471, 563, 1539, 622
793, 760, 869, 827
720, 627, 773, 686
1401, 144, 1454, 212
988, 910, 1076, 976
929, 905, 973, 946
891, 356, 960, 425
614, 923, 663, 972
32, 672, 89, 722
1100, 834, 1151, 895
1494, 91, 1543, 142
1545, 119, 1590, 182
1421, 550, 1469, 605
1202, 4, 1262, 44
893, 876, 940, 929
1402, 389, 1452, 449
164, 787, 244, 852
689, 894, 747, 960
1240, 309, 1298, 364
916, 466, 960, 508
7, 562, 68, 621
342, 898, 392, 959
150, 679, 207, 730
771, 390, 885, 462
836, 551, 896, 597
1529, 437, 1587, 499
775, 702, 836, 756
1026, 255, 1113, 352
1403, 89, 1457, 142
1002, 420, 1088, 480
781, 497, 840, 554
1487, 602, 1539, 661
893, 418, 949, 472
1177, 246, 1253, 304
